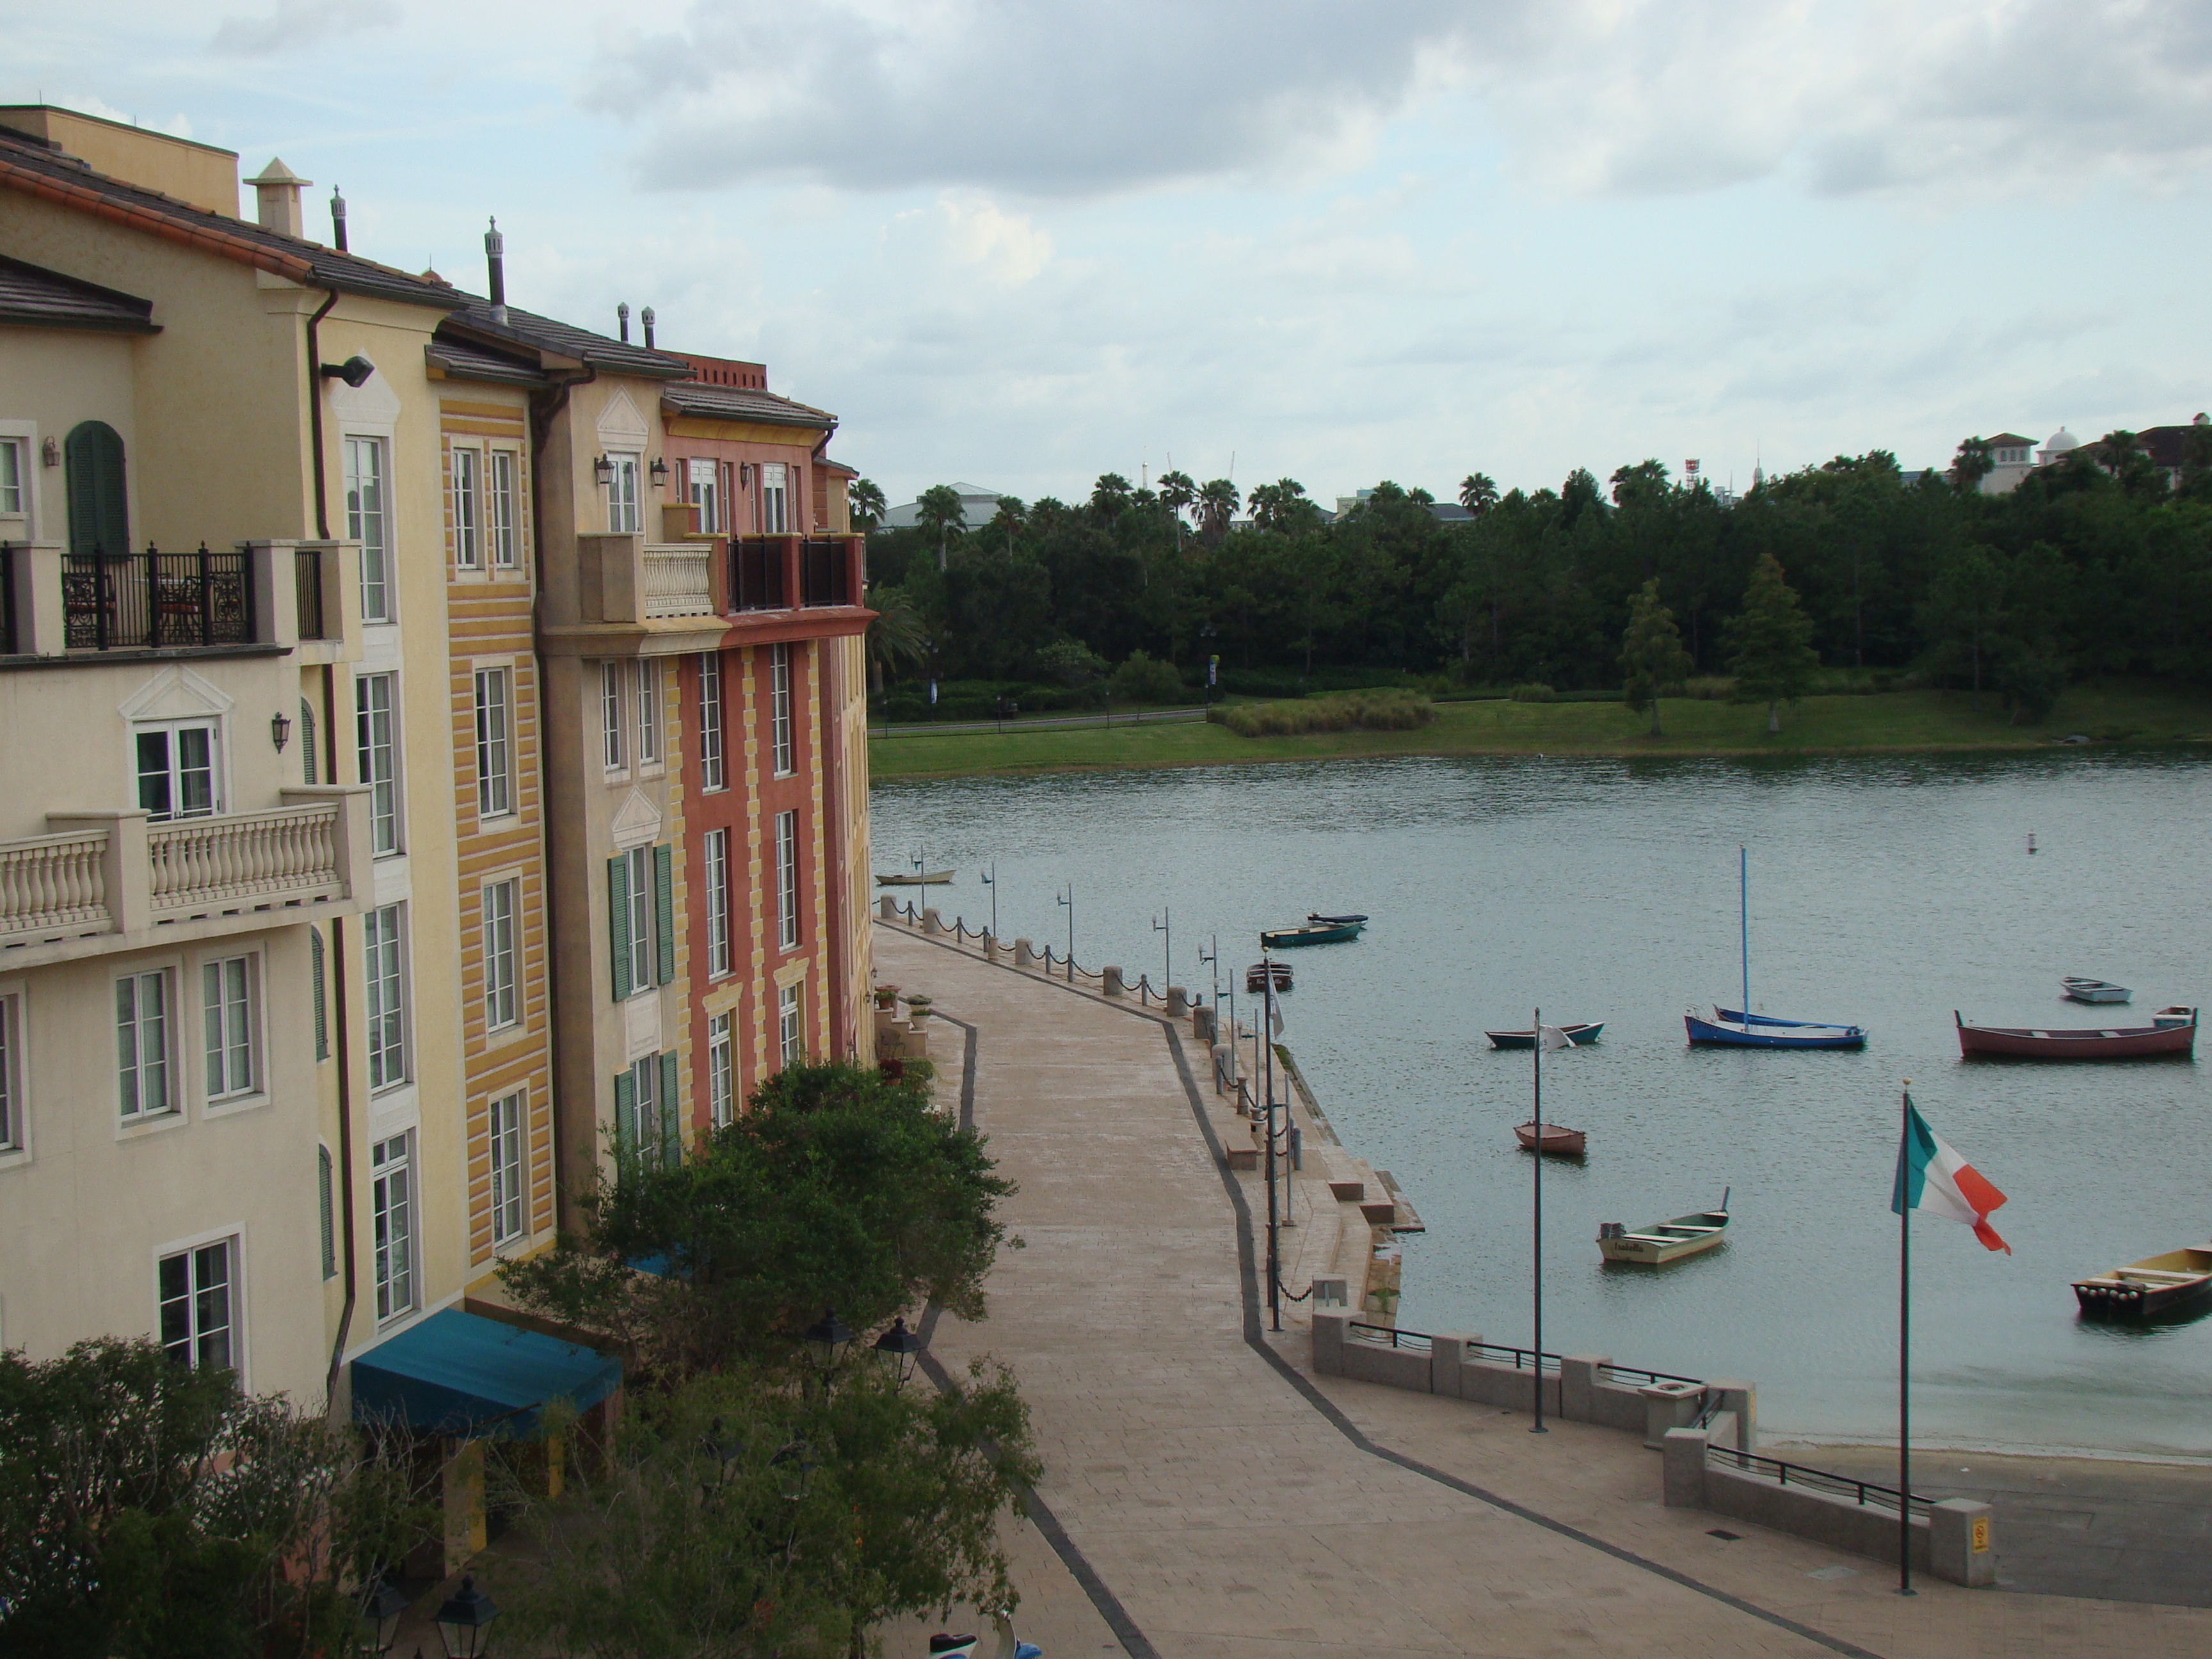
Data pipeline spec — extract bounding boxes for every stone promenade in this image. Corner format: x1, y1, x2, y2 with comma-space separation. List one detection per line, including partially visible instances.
875, 922, 2212, 1659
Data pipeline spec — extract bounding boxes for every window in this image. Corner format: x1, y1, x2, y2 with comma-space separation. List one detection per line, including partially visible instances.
356, 673, 399, 855
607, 845, 673, 1000
625, 847, 653, 994
200, 954, 256, 1102
489, 451, 520, 568
0, 993, 19, 1151
600, 663, 624, 771
687, 457, 720, 534
490, 1091, 525, 1245
760, 462, 789, 534
625, 1055, 659, 1163
136, 721, 220, 821
770, 643, 794, 776
310, 926, 328, 1061
116, 968, 173, 1120
363, 904, 407, 1091
607, 453, 641, 533
158, 1238, 234, 1372
453, 444, 482, 570
371, 1132, 414, 1320
65, 421, 128, 558
704, 829, 730, 978
778, 981, 803, 1068
618, 1052, 682, 1168
474, 668, 512, 819
635, 659, 661, 766
300, 698, 317, 785
776, 810, 799, 950
698, 653, 725, 791
0, 437, 23, 517
319, 1145, 337, 1279
482, 879, 518, 1032
345, 435, 390, 623
708, 1011, 734, 1126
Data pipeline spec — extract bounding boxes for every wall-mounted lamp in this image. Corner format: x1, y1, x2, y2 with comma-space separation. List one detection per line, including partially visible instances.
594, 453, 614, 487
41, 437, 59, 468
649, 456, 669, 486
318, 355, 376, 389
271, 710, 293, 751
738, 462, 753, 487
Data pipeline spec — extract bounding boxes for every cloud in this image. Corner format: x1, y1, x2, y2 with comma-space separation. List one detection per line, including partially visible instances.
211, 0, 400, 56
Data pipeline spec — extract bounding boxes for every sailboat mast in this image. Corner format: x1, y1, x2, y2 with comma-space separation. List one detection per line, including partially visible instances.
1740, 844, 1750, 1016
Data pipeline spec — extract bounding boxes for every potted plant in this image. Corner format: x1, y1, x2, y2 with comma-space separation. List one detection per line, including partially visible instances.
873, 984, 900, 1011
902, 993, 933, 1019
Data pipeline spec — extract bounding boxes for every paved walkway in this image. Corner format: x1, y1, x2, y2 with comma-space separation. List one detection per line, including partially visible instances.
877, 922, 2212, 1659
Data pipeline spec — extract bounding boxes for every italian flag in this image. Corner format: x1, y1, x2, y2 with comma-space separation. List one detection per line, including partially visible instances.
1893, 1099, 2010, 1254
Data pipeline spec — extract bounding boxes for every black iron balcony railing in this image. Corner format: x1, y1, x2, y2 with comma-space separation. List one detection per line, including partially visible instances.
799, 538, 851, 607
730, 537, 787, 613
294, 545, 328, 641
0, 545, 16, 655
63, 545, 254, 651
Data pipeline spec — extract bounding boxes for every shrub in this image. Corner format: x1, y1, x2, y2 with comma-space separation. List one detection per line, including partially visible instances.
1509, 682, 1557, 703
1218, 689, 1434, 737
1685, 675, 1735, 700
1109, 650, 1186, 705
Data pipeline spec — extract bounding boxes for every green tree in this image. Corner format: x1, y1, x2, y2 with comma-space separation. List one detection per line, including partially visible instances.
1196, 477, 1240, 543
1951, 437, 1994, 495
986, 495, 1027, 556
865, 585, 931, 694
1458, 472, 1498, 515
1619, 577, 1693, 735
1088, 472, 1133, 524
1726, 553, 1820, 732
1110, 648, 1184, 704
916, 485, 967, 572
1916, 543, 2001, 710
847, 477, 888, 531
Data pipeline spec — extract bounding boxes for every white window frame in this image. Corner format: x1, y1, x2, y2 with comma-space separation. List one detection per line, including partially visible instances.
157, 1235, 237, 1373
483, 878, 518, 1032
356, 672, 401, 856
708, 1010, 734, 1126
200, 952, 259, 1105
452, 442, 483, 570
134, 718, 223, 822
775, 810, 799, 950
489, 1089, 526, 1246
687, 456, 721, 534
474, 666, 513, 820
704, 828, 731, 978
116, 967, 175, 1121
345, 435, 392, 623
623, 846, 653, 997
364, 903, 409, 1093
629, 1052, 662, 1164
601, 662, 625, 772
607, 453, 641, 534
0, 990, 23, 1154
371, 1131, 415, 1322
0, 433, 26, 522
698, 653, 725, 792
770, 643, 794, 777
760, 461, 789, 535
489, 449, 520, 568
635, 658, 661, 767
778, 981, 803, 1068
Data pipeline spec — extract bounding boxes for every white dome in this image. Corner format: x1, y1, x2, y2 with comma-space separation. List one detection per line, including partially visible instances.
2044, 428, 2079, 453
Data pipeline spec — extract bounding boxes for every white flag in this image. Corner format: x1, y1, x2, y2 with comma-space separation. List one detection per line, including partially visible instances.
1539, 1025, 1573, 1052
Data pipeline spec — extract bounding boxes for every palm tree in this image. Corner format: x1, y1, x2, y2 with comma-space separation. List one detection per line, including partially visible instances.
848, 477, 888, 531
865, 586, 931, 694
1458, 472, 1498, 516
1246, 477, 1309, 533
1196, 478, 1240, 543
1089, 473, 1133, 524
987, 496, 1027, 555
916, 484, 966, 572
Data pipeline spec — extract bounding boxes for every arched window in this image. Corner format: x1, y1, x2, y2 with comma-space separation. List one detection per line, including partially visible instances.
300, 697, 318, 784
64, 421, 128, 557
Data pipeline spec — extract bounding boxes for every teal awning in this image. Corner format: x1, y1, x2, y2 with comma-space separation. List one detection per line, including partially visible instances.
350, 1308, 621, 1438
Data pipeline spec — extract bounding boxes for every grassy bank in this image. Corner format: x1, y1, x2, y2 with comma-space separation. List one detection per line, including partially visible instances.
867, 684, 2212, 780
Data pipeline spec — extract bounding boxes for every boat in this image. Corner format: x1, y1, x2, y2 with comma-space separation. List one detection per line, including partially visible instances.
2072, 1247, 2212, 1318
876, 870, 953, 886
1308, 912, 1368, 926
1246, 961, 1292, 994
1689, 847, 1866, 1048
2062, 977, 2132, 1005
1687, 1007, 1868, 1049
1598, 1190, 1731, 1264
1260, 918, 1363, 948
1515, 1120, 1585, 1156
1956, 1007, 2197, 1060
1486, 1022, 1604, 1049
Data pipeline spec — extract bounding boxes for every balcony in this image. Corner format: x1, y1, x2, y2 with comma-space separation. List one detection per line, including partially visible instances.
641, 543, 715, 618
733, 536, 864, 611
543, 533, 870, 658
0, 786, 371, 966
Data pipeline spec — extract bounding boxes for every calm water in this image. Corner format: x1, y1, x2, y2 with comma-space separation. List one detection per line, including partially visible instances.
872, 753, 2212, 1456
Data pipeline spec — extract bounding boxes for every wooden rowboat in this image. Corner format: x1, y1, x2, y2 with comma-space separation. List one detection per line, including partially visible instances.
2062, 977, 2132, 1004
1598, 1191, 1730, 1264
1687, 1008, 1867, 1049
1308, 912, 1368, 926
1515, 1121, 1585, 1157
1487, 1022, 1603, 1049
1260, 918, 1362, 948
2073, 1248, 2212, 1318
1956, 1006, 2196, 1060
1246, 961, 1292, 994
876, 870, 954, 886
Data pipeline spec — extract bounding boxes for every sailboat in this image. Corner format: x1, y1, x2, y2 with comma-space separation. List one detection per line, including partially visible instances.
1685, 847, 1867, 1050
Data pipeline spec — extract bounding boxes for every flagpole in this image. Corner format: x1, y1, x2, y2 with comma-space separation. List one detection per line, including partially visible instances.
1532, 1006, 1545, 1434
1899, 1081, 1914, 1597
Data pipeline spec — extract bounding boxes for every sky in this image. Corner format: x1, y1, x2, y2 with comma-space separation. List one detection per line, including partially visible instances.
13, 1, 2212, 509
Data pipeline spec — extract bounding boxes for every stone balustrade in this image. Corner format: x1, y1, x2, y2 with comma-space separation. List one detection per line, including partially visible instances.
640, 544, 716, 618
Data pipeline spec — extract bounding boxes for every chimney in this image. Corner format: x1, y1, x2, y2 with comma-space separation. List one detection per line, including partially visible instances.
641, 306, 655, 350
329, 186, 348, 252
244, 157, 309, 237
485, 217, 507, 325
616, 301, 630, 343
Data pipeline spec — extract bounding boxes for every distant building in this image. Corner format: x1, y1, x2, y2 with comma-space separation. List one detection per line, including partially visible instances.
1978, 433, 2039, 495
879, 483, 1009, 531
1966, 417, 2209, 494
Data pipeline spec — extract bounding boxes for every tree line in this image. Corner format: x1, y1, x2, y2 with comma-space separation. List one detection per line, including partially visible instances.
858, 431, 2212, 714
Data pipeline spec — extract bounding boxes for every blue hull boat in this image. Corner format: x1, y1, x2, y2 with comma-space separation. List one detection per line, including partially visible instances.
1687, 1008, 1867, 1049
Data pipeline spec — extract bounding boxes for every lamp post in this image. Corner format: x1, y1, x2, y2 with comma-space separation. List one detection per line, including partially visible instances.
803, 1306, 854, 1388
355, 1580, 407, 1655
873, 1315, 926, 1386
1196, 935, 1219, 1029
432, 1575, 499, 1658
1056, 883, 1073, 982
1151, 906, 1171, 995
979, 861, 997, 940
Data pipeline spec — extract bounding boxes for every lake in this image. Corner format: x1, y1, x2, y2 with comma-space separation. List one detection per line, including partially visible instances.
870, 751, 2212, 1457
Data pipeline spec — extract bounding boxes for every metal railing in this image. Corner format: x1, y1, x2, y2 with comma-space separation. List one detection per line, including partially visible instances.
730, 537, 787, 611
1347, 1321, 1431, 1353
1705, 1443, 1932, 1518
1598, 1363, 1708, 1389
63, 545, 253, 650
1, 545, 16, 654
642, 543, 716, 618
294, 545, 326, 640
1469, 1340, 1560, 1374
799, 538, 850, 607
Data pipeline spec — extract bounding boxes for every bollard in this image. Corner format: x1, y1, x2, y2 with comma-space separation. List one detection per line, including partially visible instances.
984, 933, 1002, 963
1166, 985, 1189, 1017
878, 895, 897, 920
922, 907, 945, 934
1192, 1004, 1216, 1042
1102, 966, 1126, 997
1014, 938, 1038, 969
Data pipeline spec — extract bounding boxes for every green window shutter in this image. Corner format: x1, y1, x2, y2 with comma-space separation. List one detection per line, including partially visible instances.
614, 1068, 637, 1158
607, 856, 632, 1001
300, 698, 318, 785
64, 421, 129, 557
659, 1050, 681, 1166
310, 926, 328, 1060
653, 843, 676, 985
318, 1145, 336, 1279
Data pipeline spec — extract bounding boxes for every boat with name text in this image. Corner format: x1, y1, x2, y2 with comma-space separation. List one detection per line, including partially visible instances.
1598, 1190, 1731, 1264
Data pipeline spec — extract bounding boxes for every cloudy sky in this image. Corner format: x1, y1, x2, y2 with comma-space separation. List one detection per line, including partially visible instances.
15, 1, 2212, 507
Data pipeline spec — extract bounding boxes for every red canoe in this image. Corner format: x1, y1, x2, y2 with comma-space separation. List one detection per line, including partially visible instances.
1516, 1120, 1587, 1155
1955, 1007, 2197, 1060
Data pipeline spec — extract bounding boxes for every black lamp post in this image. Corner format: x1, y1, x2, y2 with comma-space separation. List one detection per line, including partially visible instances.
433, 1575, 499, 1658
872, 1316, 926, 1386
803, 1307, 853, 1380
271, 710, 293, 751
769, 1438, 817, 1503
355, 1580, 408, 1654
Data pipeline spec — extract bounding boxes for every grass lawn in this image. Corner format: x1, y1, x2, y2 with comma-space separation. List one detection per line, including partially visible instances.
867, 684, 2212, 780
